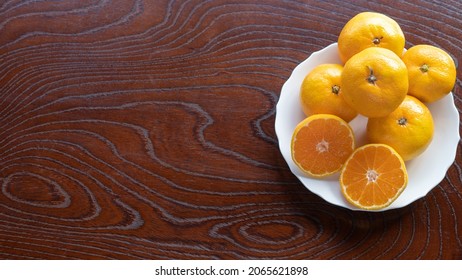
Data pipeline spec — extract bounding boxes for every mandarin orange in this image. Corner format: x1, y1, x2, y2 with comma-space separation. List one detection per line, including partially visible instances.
367, 95, 434, 161
340, 144, 408, 210
401, 44, 457, 103
338, 12, 405, 64
341, 47, 408, 118
300, 64, 357, 122
291, 114, 355, 177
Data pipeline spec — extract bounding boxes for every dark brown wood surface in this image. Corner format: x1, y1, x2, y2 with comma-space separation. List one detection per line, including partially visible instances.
1, 0, 461, 260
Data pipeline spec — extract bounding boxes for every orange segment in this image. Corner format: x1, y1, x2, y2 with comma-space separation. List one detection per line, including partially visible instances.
291, 114, 355, 177
340, 144, 408, 210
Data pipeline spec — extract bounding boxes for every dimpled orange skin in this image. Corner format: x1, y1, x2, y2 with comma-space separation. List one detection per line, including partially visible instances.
338, 12, 405, 64
341, 47, 409, 118
367, 95, 434, 161
300, 64, 358, 122
401, 44, 457, 103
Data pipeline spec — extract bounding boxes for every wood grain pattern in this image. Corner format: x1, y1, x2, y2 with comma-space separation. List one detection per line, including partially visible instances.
0, 0, 461, 259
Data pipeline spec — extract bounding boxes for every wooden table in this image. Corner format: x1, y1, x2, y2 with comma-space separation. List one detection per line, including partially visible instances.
1, 0, 461, 260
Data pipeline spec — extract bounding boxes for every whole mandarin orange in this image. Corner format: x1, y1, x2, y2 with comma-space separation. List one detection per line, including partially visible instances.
367, 95, 434, 161
402, 44, 457, 103
300, 64, 357, 122
341, 47, 408, 118
338, 12, 405, 64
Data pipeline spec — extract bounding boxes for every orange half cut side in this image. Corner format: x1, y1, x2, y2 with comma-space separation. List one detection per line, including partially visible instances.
291, 114, 355, 178
340, 144, 408, 210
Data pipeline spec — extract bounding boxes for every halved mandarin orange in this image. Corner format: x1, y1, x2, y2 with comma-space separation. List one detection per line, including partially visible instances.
291, 114, 355, 178
340, 144, 408, 210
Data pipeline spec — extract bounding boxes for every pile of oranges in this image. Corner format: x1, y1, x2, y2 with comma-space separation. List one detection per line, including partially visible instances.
291, 12, 457, 210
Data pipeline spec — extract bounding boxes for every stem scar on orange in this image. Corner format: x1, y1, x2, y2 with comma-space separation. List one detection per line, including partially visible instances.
291, 114, 355, 178
340, 144, 408, 210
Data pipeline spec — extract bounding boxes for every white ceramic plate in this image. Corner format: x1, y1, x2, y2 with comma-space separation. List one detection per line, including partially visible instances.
275, 43, 460, 211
